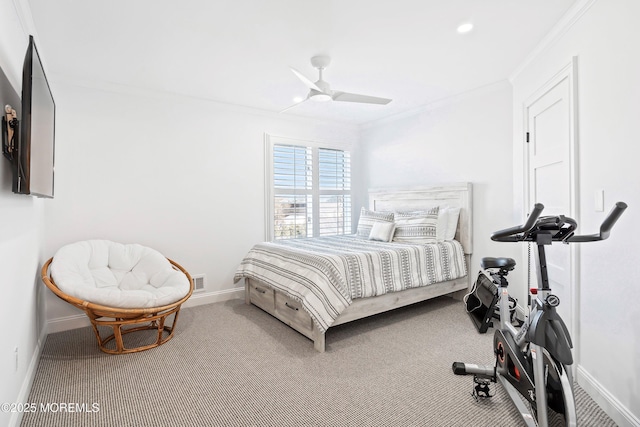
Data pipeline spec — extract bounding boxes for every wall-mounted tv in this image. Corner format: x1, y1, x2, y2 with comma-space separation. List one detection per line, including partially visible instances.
2, 35, 56, 198
20, 35, 56, 197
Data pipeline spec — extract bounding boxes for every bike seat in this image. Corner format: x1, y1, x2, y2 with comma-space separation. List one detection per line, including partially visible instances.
481, 257, 516, 271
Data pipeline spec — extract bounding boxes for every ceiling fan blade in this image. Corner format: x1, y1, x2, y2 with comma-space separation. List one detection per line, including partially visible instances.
290, 67, 322, 92
332, 91, 392, 105
280, 97, 310, 113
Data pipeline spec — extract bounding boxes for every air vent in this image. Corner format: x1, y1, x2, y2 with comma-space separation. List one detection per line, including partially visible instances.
192, 274, 205, 292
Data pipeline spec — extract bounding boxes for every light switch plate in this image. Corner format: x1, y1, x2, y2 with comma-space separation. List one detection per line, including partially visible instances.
595, 189, 604, 212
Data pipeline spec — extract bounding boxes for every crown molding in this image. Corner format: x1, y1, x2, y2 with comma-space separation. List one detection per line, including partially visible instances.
11, 0, 37, 39
52, 73, 360, 131
509, 0, 598, 82
360, 79, 510, 130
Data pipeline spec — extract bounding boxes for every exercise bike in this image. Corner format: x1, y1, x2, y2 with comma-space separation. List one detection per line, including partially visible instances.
452, 201, 627, 427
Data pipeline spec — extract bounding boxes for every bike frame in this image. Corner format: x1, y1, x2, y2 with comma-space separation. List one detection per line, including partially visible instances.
454, 201, 626, 427
491, 238, 577, 427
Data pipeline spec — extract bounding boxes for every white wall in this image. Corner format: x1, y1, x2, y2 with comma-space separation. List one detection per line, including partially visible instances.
360, 81, 518, 275
0, 1, 48, 427
43, 81, 360, 324
8, 1, 638, 425
511, 0, 640, 424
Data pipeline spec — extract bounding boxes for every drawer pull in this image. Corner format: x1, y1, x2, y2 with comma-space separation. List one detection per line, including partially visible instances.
284, 302, 299, 311
255, 287, 266, 294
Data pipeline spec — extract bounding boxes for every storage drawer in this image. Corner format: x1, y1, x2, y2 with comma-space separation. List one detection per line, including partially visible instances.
249, 283, 275, 312
274, 293, 313, 336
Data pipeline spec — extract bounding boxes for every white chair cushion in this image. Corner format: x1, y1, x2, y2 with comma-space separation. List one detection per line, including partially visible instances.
50, 240, 191, 308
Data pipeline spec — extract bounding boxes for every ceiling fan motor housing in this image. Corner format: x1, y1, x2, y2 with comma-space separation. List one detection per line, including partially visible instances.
310, 55, 331, 69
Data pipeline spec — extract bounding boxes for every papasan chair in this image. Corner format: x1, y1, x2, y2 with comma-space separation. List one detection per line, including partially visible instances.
41, 240, 193, 354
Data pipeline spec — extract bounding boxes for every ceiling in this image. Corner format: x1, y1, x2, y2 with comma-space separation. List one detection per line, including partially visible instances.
27, 0, 579, 125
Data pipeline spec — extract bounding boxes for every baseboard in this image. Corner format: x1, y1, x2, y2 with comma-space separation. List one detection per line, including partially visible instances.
577, 364, 640, 427
9, 326, 48, 427
47, 313, 91, 334
46, 287, 245, 333
182, 287, 244, 309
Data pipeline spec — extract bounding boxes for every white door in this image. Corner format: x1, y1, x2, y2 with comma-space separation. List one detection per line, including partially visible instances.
526, 65, 577, 341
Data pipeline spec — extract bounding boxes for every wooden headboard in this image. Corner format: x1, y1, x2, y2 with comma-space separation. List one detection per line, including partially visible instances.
368, 182, 473, 255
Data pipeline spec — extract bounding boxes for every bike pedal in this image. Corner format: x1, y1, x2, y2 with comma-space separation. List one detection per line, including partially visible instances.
471, 376, 494, 401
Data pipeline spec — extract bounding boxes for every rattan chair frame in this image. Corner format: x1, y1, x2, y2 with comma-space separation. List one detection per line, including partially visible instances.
41, 257, 194, 355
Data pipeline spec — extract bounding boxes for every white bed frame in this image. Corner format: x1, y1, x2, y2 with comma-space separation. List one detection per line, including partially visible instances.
244, 182, 473, 352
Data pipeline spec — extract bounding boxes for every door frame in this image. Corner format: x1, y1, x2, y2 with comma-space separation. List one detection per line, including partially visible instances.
522, 57, 580, 364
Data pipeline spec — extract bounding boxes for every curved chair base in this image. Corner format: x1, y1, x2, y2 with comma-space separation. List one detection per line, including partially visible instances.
42, 258, 193, 355
88, 305, 183, 355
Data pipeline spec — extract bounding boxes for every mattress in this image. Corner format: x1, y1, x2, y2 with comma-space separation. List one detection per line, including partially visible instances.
234, 235, 467, 332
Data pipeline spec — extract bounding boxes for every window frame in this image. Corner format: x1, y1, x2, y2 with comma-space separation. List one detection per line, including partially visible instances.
264, 134, 353, 241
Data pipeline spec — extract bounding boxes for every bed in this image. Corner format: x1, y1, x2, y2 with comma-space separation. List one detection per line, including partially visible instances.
234, 183, 472, 352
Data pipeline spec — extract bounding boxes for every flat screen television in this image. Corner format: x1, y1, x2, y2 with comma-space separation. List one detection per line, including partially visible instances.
15, 35, 56, 198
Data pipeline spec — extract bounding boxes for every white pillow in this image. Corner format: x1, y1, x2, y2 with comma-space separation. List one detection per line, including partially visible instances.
443, 207, 461, 240
368, 221, 396, 242
436, 210, 449, 242
437, 206, 461, 241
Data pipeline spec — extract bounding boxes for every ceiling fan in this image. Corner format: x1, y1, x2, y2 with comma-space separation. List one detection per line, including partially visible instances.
282, 55, 392, 112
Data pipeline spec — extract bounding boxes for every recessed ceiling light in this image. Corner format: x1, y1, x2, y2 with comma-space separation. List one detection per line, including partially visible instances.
293, 96, 303, 103
457, 22, 474, 34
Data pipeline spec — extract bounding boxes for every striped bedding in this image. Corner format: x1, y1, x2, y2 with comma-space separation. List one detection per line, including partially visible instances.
234, 235, 467, 333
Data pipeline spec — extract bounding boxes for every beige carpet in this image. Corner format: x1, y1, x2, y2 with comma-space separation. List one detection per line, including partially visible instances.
22, 296, 616, 426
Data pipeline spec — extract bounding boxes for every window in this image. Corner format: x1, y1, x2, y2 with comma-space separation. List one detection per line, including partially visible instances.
266, 135, 352, 240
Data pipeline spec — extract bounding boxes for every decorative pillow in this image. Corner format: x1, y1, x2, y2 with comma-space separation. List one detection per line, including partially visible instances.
393, 206, 439, 243
368, 221, 396, 242
356, 208, 394, 237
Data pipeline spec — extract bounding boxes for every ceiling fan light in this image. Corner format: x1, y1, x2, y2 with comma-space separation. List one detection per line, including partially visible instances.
310, 92, 332, 102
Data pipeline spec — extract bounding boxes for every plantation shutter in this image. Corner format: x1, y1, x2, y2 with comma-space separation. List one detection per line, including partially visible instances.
271, 142, 351, 240
318, 148, 351, 236
273, 144, 313, 239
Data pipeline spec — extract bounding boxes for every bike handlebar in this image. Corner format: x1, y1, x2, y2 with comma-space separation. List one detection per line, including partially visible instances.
565, 201, 628, 242
491, 203, 545, 242
491, 202, 627, 243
